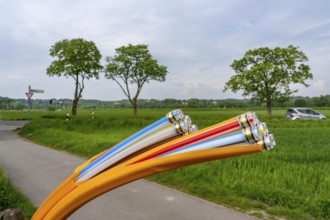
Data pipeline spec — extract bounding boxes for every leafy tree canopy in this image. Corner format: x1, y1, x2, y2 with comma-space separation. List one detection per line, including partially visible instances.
224, 45, 313, 116
105, 44, 167, 116
47, 38, 102, 115
47, 38, 102, 79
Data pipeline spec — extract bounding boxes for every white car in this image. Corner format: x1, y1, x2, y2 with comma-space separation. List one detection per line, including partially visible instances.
285, 108, 327, 120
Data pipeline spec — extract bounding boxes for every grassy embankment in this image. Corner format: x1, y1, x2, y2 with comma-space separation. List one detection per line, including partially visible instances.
1, 108, 329, 220
0, 169, 36, 219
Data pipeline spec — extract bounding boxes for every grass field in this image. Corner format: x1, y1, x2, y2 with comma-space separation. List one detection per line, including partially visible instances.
1, 108, 329, 219
0, 169, 36, 219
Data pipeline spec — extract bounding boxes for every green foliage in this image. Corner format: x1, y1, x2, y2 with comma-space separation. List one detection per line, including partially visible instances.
224, 45, 313, 116
47, 105, 56, 111
0, 97, 14, 110
47, 38, 103, 115
47, 38, 102, 79
12, 102, 25, 110
0, 170, 36, 219
294, 99, 307, 107
18, 109, 165, 157
105, 44, 168, 116
2, 95, 330, 111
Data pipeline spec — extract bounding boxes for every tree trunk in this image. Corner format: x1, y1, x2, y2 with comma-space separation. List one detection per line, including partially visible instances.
71, 98, 79, 116
133, 102, 138, 117
266, 102, 272, 117
72, 75, 79, 116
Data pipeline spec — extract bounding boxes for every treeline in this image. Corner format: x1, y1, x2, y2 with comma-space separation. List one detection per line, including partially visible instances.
1, 95, 330, 110
0, 97, 25, 110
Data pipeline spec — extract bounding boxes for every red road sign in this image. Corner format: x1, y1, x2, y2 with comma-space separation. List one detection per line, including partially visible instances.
26, 92, 34, 100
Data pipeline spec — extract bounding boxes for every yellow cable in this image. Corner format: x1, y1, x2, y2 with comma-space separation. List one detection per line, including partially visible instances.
44, 144, 262, 219
32, 114, 247, 219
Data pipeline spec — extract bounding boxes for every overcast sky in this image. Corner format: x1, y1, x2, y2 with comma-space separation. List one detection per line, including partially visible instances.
1, 0, 329, 101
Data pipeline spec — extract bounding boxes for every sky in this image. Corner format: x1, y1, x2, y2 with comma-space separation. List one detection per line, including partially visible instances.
0, 0, 330, 101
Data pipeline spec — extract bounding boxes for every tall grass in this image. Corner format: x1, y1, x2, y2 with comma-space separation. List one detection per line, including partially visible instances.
16, 109, 166, 157
150, 109, 330, 219
2, 108, 329, 219
0, 170, 36, 219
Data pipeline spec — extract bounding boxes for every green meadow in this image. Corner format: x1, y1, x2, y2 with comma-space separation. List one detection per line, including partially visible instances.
1, 108, 329, 219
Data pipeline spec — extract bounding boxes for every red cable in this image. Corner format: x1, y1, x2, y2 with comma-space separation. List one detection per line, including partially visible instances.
132, 120, 239, 164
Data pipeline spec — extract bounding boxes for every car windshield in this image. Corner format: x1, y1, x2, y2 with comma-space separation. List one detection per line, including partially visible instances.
287, 109, 297, 114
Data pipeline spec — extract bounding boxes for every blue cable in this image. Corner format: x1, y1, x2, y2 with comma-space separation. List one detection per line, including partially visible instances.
78, 116, 169, 178
158, 131, 243, 157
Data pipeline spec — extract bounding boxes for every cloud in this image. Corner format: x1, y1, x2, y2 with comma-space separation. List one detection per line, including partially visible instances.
0, 0, 330, 100
312, 79, 326, 92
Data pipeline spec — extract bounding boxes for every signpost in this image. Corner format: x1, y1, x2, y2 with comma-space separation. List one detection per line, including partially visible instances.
25, 92, 33, 120
30, 89, 45, 93
25, 92, 33, 99
26, 85, 44, 120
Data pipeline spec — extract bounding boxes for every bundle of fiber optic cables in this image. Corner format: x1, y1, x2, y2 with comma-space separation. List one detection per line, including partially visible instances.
32, 109, 275, 220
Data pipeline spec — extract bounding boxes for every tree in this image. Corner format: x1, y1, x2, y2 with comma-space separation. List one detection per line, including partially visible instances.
13, 102, 24, 110
224, 45, 313, 116
187, 98, 199, 108
294, 99, 307, 107
47, 38, 102, 116
105, 44, 168, 116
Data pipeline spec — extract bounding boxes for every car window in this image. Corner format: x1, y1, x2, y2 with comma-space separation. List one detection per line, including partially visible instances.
310, 110, 320, 115
297, 109, 307, 114
305, 109, 313, 114
304, 109, 319, 115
